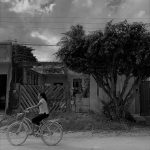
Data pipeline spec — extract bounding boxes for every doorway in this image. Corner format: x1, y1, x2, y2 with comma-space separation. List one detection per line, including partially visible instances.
0, 74, 7, 111
140, 81, 150, 116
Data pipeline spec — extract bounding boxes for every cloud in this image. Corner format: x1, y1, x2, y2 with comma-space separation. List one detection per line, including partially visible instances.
0, 0, 150, 62
40, 0, 56, 14
1, 0, 56, 15
30, 31, 60, 61
0, 0, 10, 2
106, 0, 126, 7
32, 47, 56, 61
31, 31, 59, 44
106, 0, 126, 16
106, 0, 150, 23
72, 0, 93, 8
10, 0, 31, 13
136, 10, 146, 18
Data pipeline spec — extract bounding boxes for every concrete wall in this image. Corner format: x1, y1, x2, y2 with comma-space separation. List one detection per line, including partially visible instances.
0, 42, 12, 113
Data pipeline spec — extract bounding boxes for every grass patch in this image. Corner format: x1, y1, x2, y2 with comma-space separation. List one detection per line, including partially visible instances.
1, 111, 149, 133
0, 115, 16, 128
48, 112, 140, 132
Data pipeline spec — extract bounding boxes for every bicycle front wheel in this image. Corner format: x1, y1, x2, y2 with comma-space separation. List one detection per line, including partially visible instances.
41, 122, 63, 146
6, 121, 28, 146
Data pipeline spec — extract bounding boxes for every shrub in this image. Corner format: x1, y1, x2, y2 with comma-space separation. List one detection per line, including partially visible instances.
101, 100, 116, 120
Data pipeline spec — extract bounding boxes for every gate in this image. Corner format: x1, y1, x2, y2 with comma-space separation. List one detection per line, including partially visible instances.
140, 81, 150, 116
19, 85, 67, 113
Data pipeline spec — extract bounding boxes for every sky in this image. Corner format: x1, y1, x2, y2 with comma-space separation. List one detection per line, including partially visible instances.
0, 0, 150, 61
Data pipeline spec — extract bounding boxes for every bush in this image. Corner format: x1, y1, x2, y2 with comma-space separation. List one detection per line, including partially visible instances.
101, 100, 136, 123
53, 112, 132, 131
101, 100, 116, 120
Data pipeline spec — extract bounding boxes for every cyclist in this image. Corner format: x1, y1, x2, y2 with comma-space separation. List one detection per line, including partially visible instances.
26, 92, 49, 134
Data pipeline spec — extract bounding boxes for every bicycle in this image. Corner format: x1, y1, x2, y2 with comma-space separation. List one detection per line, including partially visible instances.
6, 110, 63, 146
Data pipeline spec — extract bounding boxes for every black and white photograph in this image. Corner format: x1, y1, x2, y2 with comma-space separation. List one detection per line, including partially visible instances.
0, 0, 150, 149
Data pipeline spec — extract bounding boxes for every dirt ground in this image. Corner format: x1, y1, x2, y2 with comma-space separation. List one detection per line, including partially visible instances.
1, 129, 150, 150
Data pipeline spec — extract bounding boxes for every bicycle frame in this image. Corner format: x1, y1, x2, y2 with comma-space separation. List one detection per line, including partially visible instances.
22, 117, 33, 132
16, 111, 34, 133
19, 114, 48, 134
16, 111, 62, 136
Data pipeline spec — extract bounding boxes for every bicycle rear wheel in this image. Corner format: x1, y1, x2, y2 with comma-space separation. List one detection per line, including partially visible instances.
41, 122, 63, 146
6, 121, 28, 146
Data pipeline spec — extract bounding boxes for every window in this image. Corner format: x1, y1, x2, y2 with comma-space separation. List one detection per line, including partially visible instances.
73, 78, 82, 96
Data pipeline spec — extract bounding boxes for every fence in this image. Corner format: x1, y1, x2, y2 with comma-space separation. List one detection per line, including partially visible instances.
19, 85, 67, 113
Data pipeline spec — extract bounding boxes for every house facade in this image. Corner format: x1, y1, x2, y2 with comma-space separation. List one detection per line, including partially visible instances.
0, 42, 148, 116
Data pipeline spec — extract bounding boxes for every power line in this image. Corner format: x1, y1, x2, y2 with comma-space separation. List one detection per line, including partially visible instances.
0, 16, 150, 20
0, 20, 107, 25
19, 43, 58, 46
0, 25, 105, 30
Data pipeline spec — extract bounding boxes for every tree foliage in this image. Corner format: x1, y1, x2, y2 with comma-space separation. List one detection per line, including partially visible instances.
57, 21, 150, 120
12, 44, 37, 63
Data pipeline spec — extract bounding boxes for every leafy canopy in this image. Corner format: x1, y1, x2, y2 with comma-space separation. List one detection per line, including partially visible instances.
12, 44, 37, 63
57, 21, 150, 80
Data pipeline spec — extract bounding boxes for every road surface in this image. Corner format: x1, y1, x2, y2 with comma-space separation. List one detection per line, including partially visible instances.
1, 132, 150, 150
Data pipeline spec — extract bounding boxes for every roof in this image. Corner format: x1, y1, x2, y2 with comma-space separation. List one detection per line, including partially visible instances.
31, 62, 65, 75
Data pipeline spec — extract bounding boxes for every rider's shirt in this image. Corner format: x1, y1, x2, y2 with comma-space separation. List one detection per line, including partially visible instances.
39, 98, 49, 114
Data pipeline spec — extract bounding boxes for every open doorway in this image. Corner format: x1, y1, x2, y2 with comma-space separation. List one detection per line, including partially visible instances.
0, 74, 7, 111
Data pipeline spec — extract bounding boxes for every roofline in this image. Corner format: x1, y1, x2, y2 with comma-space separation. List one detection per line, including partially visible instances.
17, 61, 64, 67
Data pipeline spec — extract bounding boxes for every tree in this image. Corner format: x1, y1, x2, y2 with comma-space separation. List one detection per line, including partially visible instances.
12, 44, 37, 63
12, 44, 37, 83
56, 21, 150, 120
6, 44, 37, 114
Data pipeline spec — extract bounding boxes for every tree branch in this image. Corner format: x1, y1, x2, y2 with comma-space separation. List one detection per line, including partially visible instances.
92, 74, 113, 101
104, 75, 111, 91
120, 74, 131, 98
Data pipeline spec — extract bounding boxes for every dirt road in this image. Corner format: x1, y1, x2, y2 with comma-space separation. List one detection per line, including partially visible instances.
1, 132, 150, 150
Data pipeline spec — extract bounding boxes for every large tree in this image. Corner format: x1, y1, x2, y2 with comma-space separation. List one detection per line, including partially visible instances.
12, 44, 37, 63
57, 21, 150, 120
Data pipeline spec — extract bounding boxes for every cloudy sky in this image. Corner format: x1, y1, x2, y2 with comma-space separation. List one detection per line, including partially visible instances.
0, 0, 149, 61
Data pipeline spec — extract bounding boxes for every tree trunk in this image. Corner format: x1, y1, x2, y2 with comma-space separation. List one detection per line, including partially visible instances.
93, 74, 140, 121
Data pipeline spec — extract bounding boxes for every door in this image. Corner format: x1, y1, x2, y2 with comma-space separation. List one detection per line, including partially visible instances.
140, 81, 150, 116
0, 74, 7, 111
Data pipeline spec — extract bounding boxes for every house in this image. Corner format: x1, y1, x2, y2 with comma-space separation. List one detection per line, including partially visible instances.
0, 42, 69, 114
0, 42, 147, 116
0, 41, 90, 114
14, 62, 90, 113
12, 62, 69, 113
